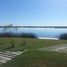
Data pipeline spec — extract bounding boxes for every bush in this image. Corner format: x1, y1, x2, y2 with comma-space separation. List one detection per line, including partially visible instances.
20, 33, 37, 38
0, 32, 13, 37
59, 33, 67, 40
0, 32, 37, 38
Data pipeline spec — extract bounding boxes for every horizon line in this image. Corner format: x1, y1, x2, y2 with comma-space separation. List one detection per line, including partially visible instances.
0, 25, 67, 28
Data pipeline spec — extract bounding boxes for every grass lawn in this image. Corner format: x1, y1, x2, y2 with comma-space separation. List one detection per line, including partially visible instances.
0, 38, 67, 67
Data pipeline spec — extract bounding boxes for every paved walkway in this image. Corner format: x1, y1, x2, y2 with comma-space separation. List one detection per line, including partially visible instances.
0, 49, 29, 64
38, 44, 67, 53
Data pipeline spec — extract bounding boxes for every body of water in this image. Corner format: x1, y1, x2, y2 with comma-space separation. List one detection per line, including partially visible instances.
17, 28, 67, 38
1, 28, 67, 38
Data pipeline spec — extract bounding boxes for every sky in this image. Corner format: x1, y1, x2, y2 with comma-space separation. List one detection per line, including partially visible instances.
0, 0, 67, 26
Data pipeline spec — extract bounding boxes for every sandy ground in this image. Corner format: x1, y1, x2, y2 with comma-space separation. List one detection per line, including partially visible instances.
38, 37, 58, 40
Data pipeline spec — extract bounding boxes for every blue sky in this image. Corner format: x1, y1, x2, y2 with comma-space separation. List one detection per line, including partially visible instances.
0, 0, 67, 26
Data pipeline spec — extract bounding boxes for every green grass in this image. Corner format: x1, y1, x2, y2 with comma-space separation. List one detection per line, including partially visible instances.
0, 38, 67, 67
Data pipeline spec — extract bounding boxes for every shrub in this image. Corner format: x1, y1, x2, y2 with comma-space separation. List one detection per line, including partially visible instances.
0, 32, 37, 38
59, 33, 67, 40
20, 33, 37, 38
0, 32, 13, 37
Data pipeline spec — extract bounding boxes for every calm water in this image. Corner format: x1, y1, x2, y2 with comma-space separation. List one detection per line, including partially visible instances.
1, 28, 67, 38
17, 28, 67, 38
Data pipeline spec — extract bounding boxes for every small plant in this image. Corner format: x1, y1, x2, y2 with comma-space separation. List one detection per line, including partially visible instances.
9, 37, 15, 48
20, 40, 26, 46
